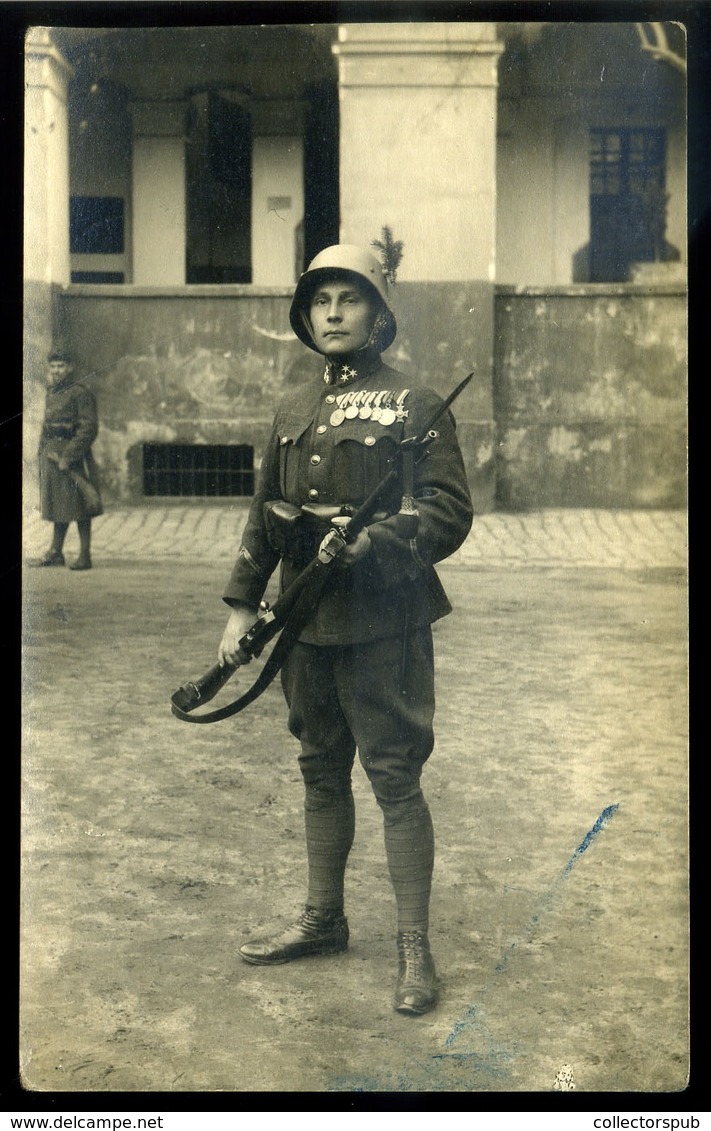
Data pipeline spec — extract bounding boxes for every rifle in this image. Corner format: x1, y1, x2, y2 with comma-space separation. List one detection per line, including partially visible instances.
46, 452, 102, 514
171, 371, 474, 723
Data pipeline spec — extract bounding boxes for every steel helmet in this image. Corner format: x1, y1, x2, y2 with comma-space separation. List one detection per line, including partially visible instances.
289, 244, 397, 353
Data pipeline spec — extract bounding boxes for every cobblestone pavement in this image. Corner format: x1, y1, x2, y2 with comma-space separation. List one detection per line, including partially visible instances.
23, 503, 687, 569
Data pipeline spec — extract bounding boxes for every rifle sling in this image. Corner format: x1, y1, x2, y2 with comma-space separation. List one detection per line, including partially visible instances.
170, 542, 337, 723
171, 371, 475, 725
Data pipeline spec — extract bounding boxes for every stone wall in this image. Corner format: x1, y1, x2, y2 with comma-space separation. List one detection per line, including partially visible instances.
25, 281, 686, 511
493, 284, 687, 509
41, 282, 496, 509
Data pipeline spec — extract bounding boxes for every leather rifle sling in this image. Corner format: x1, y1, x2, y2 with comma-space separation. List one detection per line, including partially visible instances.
170, 533, 343, 723
171, 372, 475, 724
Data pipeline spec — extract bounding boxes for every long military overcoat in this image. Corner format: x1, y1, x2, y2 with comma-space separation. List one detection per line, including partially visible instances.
38, 379, 103, 523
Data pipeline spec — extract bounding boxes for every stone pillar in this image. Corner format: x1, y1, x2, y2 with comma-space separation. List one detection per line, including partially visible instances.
334, 25, 503, 513
24, 28, 73, 288
129, 102, 187, 285
333, 24, 503, 283
24, 28, 74, 478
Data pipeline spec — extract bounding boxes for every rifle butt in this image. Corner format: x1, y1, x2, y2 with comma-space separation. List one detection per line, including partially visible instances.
171, 662, 236, 714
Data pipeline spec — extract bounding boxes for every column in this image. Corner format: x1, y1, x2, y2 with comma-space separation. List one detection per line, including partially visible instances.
333, 24, 503, 282
24, 26, 73, 471
24, 28, 73, 287
130, 102, 187, 285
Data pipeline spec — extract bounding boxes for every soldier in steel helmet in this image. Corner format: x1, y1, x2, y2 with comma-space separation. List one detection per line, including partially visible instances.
218, 244, 473, 1014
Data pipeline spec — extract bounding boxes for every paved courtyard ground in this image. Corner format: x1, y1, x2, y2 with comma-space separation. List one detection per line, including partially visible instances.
19, 507, 689, 1096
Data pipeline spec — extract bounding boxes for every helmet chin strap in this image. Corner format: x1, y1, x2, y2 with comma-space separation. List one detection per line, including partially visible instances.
365, 307, 391, 353
300, 310, 316, 346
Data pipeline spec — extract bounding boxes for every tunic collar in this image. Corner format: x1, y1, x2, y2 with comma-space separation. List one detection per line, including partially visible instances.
322, 347, 382, 388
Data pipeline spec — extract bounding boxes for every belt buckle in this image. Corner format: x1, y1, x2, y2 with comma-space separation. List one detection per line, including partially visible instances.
317, 528, 346, 563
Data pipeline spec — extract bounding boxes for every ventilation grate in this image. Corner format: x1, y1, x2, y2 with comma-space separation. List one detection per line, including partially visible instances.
143, 443, 254, 497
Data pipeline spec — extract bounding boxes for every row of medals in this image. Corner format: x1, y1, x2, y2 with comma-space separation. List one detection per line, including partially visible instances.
329, 388, 410, 428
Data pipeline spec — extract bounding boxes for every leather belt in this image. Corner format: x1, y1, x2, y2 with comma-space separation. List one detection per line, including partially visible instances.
43, 424, 74, 439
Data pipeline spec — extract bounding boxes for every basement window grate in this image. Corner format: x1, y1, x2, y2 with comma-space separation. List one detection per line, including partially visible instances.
143, 443, 254, 497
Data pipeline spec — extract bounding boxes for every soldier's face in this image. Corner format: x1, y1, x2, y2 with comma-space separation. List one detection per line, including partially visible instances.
309, 281, 378, 356
46, 360, 73, 387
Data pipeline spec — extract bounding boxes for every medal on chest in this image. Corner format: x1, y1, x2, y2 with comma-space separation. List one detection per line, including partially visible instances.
328, 388, 410, 428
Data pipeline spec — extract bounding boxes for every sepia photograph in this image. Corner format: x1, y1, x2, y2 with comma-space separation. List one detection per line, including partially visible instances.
19, 9, 690, 1097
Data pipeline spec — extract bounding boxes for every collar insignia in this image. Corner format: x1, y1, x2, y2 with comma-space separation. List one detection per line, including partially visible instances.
323, 356, 380, 386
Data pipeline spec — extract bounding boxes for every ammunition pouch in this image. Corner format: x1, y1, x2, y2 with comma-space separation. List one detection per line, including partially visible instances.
264, 499, 388, 566
300, 502, 354, 525
263, 500, 307, 561
263, 499, 329, 566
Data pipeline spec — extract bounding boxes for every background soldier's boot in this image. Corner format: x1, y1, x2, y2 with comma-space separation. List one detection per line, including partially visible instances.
33, 550, 65, 567
238, 906, 349, 965
70, 520, 92, 570
394, 930, 438, 1015
33, 523, 69, 566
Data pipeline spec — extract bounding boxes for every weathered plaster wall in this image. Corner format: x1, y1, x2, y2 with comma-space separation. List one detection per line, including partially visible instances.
45, 282, 496, 510
29, 282, 685, 513
388, 281, 496, 512
493, 285, 687, 508
47, 288, 305, 502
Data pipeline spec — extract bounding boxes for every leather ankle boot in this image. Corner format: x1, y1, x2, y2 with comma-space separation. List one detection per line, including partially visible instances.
394, 931, 438, 1015
238, 906, 349, 966
31, 550, 65, 567
69, 554, 92, 571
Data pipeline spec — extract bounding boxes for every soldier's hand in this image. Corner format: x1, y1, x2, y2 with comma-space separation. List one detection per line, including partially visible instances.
47, 452, 69, 471
334, 523, 372, 569
218, 607, 257, 668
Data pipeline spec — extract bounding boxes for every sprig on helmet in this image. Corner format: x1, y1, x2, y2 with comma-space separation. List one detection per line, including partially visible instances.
371, 227, 404, 287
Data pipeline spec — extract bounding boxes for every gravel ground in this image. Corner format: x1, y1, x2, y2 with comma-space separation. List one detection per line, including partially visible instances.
19, 529, 689, 1096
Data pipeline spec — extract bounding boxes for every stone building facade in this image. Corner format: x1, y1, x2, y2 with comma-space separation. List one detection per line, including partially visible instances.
24, 22, 687, 510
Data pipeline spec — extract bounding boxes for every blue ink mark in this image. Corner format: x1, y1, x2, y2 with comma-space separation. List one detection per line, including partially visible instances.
430, 1049, 515, 1080
562, 802, 619, 877
329, 804, 620, 1093
446, 803, 620, 1035
444, 1004, 478, 1049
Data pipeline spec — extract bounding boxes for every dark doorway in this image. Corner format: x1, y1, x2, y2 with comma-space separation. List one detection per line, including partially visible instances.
302, 80, 340, 270
186, 93, 253, 284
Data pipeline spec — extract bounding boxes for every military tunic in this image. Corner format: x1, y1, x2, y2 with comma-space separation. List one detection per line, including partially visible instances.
223, 355, 473, 805
223, 357, 473, 642
38, 379, 103, 523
